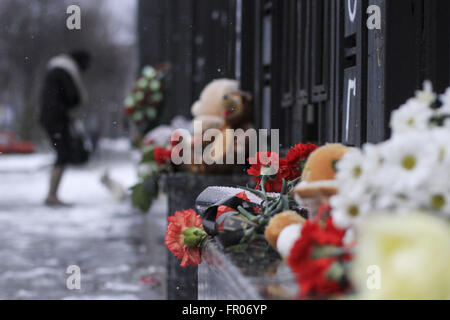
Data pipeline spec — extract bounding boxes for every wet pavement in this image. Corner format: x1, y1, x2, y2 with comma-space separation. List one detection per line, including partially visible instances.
0, 150, 166, 300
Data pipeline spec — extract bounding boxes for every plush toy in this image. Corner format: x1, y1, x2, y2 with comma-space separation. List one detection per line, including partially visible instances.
293, 144, 351, 216
294, 143, 350, 199
186, 80, 253, 174
221, 90, 253, 130
191, 79, 239, 132
264, 211, 306, 249
205, 90, 253, 171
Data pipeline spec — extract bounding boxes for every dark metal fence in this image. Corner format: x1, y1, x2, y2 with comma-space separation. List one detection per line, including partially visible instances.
240, 0, 450, 148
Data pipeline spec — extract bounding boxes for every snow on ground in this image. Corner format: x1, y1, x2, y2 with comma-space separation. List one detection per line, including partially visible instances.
0, 146, 166, 300
0, 154, 54, 173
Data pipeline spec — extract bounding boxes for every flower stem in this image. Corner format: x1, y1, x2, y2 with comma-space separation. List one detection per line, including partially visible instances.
237, 205, 257, 222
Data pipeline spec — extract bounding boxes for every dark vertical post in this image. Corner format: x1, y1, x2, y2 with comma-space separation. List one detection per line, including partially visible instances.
137, 0, 165, 67
382, 0, 450, 139
241, 0, 263, 129
340, 0, 367, 147
366, 0, 386, 143
192, 0, 237, 98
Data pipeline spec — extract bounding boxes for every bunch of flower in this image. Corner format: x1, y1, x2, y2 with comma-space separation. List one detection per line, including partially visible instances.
131, 140, 174, 212
331, 82, 450, 228
123, 65, 168, 126
288, 204, 353, 299
247, 143, 318, 193
165, 143, 318, 267
165, 180, 302, 267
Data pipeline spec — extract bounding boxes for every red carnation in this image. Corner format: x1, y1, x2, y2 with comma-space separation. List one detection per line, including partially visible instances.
288, 210, 350, 299
216, 192, 250, 231
165, 209, 207, 267
278, 160, 301, 183
153, 147, 172, 165
286, 142, 318, 165
248, 152, 288, 192
247, 150, 312, 192
286, 142, 318, 177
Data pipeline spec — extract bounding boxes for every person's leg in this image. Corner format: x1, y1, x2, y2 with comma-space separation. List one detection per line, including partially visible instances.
46, 127, 71, 206
45, 165, 69, 206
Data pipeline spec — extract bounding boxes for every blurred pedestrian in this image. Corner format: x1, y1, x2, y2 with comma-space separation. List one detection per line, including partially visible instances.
39, 50, 91, 207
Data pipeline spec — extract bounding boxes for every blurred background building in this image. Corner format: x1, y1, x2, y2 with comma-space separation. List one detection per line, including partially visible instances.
0, 0, 138, 145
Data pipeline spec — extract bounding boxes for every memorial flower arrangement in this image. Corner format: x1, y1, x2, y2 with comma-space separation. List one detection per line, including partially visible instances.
123, 64, 169, 144
165, 143, 317, 267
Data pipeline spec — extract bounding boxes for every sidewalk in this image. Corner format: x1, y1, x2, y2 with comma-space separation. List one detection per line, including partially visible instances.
0, 146, 166, 299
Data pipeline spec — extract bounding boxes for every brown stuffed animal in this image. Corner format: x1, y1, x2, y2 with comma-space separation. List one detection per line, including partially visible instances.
202, 90, 253, 174
221, 90, 253, 130
265, 211, 306, 249
191, 79, 239, 131
186, 88, 254, 174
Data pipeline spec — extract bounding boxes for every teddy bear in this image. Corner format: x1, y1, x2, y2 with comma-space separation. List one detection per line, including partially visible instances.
191, 78, 239, 133
185, 79, 253, 174
205, 89, 254, 171
293, 143, 351, 215
264, 211, 306, 250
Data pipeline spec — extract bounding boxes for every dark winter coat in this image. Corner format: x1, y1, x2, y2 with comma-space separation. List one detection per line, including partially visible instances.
39, 67, 81, 165
40, 68, 80, 130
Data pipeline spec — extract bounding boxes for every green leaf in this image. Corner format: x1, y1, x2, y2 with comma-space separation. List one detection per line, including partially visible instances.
131, 183, 153, 212
141, 146, 156, 163
326, 262, 346, 281
130, 175, 159, 213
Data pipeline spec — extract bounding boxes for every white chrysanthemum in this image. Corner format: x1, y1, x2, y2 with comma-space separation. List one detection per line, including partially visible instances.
444, 118, 450, 130
378, 132, 437, 192
390, 99, 433, 135
336, 144, 383, 193
416, 172, 450, 216
330, 191, 372, 229
430, 128, 450, 165
374, 190, 422, 212
439, 88, 450, 113
336, 149, 366, 188
360, 144, 384, 190
415, 80, 437, 105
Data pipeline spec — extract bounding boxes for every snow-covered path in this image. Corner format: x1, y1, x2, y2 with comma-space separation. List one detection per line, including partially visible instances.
0, 151, 165, 300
